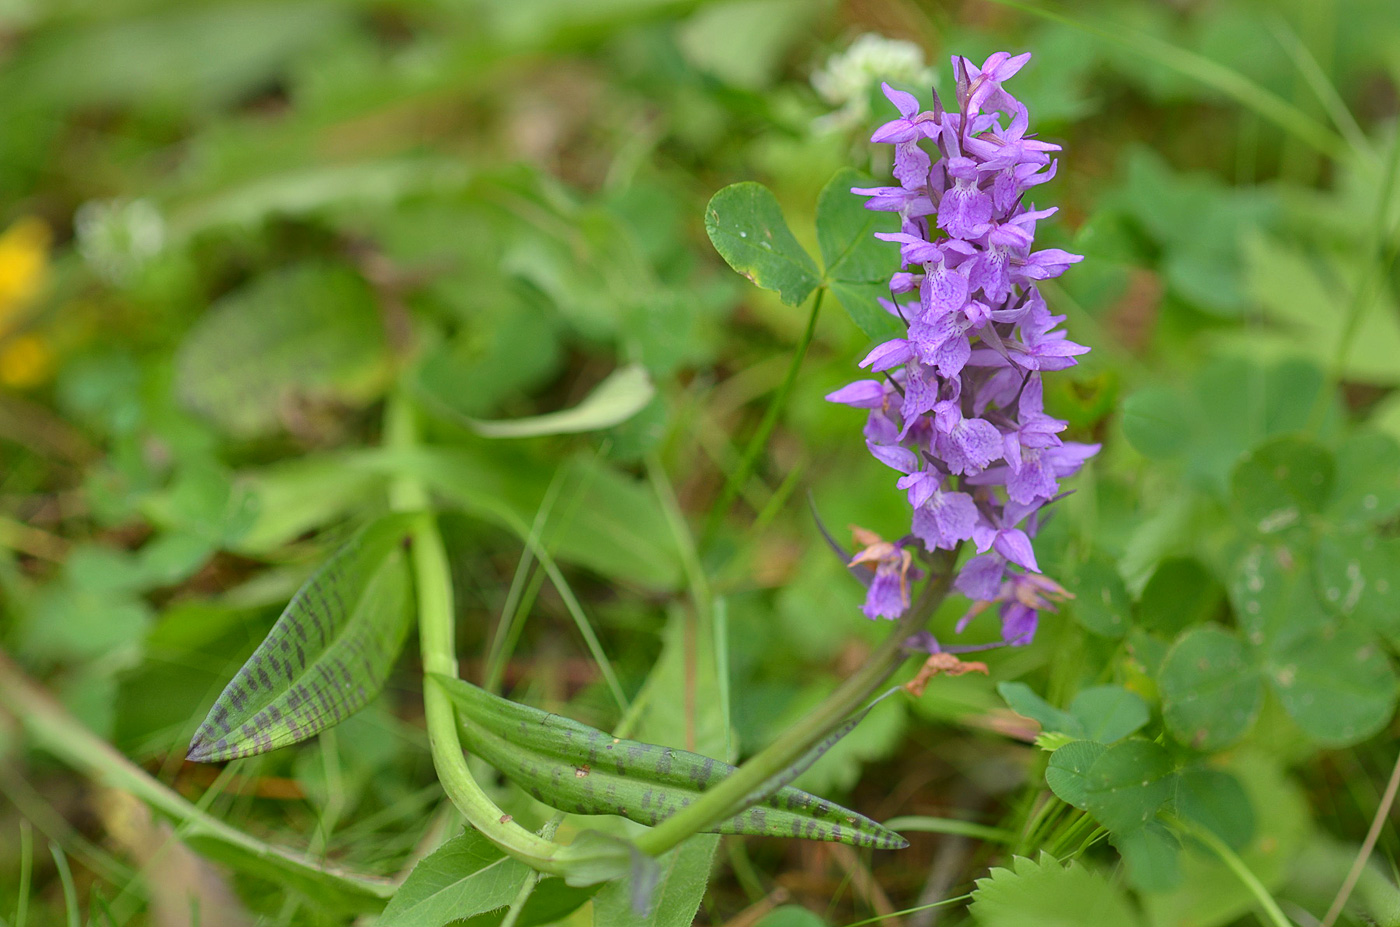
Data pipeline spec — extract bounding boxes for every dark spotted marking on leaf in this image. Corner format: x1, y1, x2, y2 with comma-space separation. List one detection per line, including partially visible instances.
433, 675, 908, 850
187, 516, 415, 762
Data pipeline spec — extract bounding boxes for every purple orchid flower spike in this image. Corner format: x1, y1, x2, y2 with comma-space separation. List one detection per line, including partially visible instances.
824, 50, 1098, 654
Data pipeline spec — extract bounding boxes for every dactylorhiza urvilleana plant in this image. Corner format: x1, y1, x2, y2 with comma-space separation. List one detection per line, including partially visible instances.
828, 52, 1098, 652
154, 48, 1094, 925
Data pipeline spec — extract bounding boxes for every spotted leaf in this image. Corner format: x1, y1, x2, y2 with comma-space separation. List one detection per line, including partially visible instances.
434, 675, 907, 850
187, 516, 414, 762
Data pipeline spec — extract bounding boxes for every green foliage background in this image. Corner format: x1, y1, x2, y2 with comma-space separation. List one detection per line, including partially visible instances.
1, 0, 1399, 925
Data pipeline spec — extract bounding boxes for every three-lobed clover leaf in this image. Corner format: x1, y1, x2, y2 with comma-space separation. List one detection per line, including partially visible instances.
704, 169, 905, 340
704, 183, 820, 308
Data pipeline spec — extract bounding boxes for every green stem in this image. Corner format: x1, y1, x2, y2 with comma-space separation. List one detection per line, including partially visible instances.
0, 650, 393, 905
385, 394, 572, 876
635, 566, 951, 857
498, 871, 540, 927
1170, 816, 1294, 927
703, 287, 825, 541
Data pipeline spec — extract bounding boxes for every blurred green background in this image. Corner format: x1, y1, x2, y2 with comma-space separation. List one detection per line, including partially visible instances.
2, 0, 1400, 925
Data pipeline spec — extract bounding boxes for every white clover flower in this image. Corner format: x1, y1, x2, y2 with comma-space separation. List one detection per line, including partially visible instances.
75, 198, 166, 282
811, 33, 936, 133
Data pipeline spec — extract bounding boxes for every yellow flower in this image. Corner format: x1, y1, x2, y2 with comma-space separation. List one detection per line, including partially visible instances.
0, 333, 54, 388
0, 216, 51, 330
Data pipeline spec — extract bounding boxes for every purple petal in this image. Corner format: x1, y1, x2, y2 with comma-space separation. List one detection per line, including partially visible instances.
882, 82, 921, 118
955, 553, 1005, 601
860, 339, 912, 371
993, 527, 1040, 572
862, 568, 907, 620
826, 380, 887, 409
868, 442, 918, 474
1000, 602, 1038, 645
899, 470, 939, 509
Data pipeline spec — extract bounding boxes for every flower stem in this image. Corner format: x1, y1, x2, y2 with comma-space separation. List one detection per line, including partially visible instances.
635, 565, 951, 857
703, 287, 825, 542
385, 393, 572, 876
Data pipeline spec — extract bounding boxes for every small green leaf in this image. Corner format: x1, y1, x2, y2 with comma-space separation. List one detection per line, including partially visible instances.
1173, 766, 1254, 851
825, 279, 905, 341
1068, 686, 1150, 744
1121, 386, 1191, 460
1158, 625, 1263, 751
704, 183, 820, 307
1230, 543, 1330, 651
1137, 557, 1222, 636
378, 831, 532, 927
1070, 554, 1131, 639
435, 676, 907, 849
187, 516, 414, 762
1114, 822, 1182, 893
1045, 741, 1106, 810
1264, 623, 1398, 747
1315, 531, 1400, 645
1327, 431, 1400, 526
997, 682, 1085, 738
1230, 436, 1335, 535
816, 168, 904, 341
463, 364, 655, 438
970, 853, 1143, 927
1084, 740, 1175, 833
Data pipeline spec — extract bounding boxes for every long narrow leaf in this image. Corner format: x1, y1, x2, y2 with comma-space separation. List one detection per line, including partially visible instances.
188, 516, 415, 762
463, 364, 654, 438
434, 675, 908, 850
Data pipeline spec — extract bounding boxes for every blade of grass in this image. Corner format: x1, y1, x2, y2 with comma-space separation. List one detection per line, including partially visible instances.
389, 447, 629, 713
647, 452, 717, 755
1267, 18, 1372, 161
487, 464, 562, 688
486, 466, 566, 693
1313, 128, 1400, 432
49, 844, 80, 927
486, 568, 546, 694
498, 870, 541, 927
714, 597, 732, 760
1321, 746, 1400, 927
703, 288, 824, 542
882, 816, 1016, 845
991, 0, 1350, 163
1169, 815, 1294, 927
15, 820, 31, 927
840, 894, 973, 927
109, 762, 251, 926
0, 650, 394, 906
0, 766, 132, 887
523, 526, 629, 713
